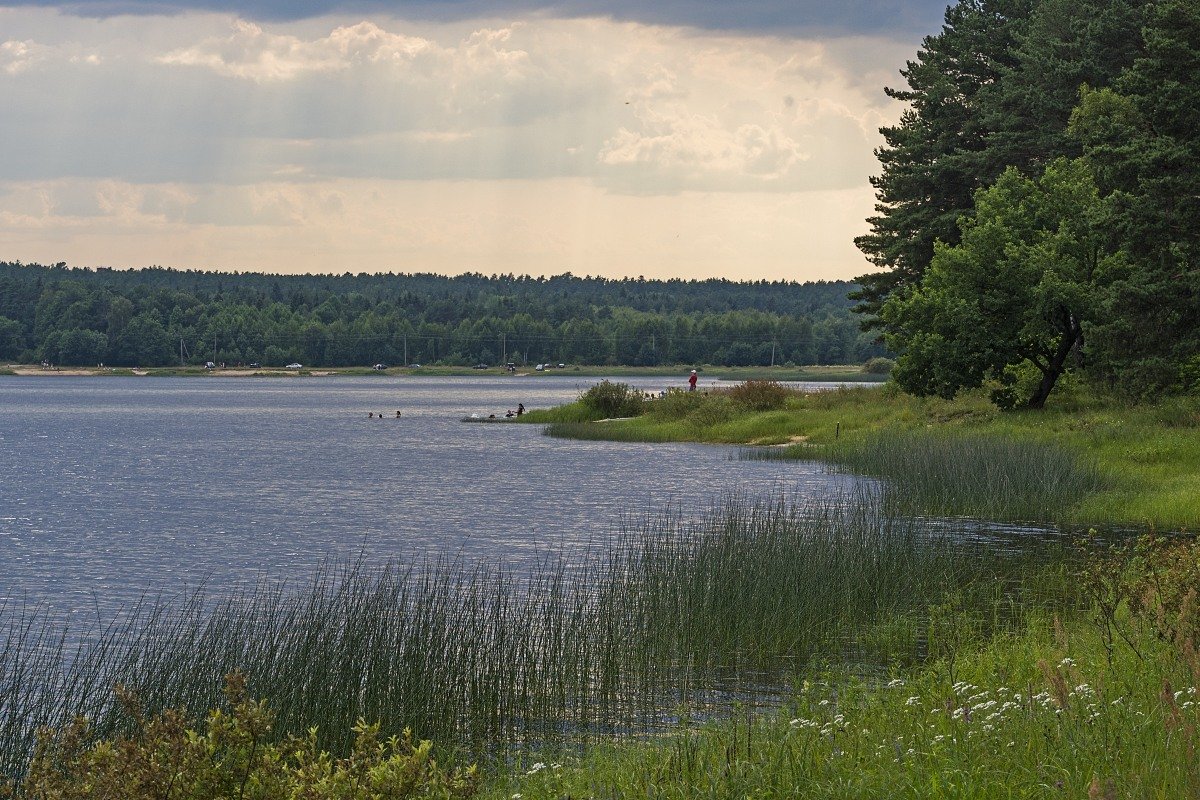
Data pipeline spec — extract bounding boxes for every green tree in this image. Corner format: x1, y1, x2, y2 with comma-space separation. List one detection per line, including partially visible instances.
853, 0, 1032, 324
43, 328, 108, 366
108, 313, 175, 366
0, 315, 24, 359
1071, 0, 1200, 396
881, 159, 1117, 408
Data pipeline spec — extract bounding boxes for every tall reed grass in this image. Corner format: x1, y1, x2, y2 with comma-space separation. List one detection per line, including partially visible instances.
0, 493, 1057, 786
747, 430, 1106, 522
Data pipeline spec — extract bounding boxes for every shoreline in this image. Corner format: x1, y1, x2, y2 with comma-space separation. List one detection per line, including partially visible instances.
0, 363, 881, 382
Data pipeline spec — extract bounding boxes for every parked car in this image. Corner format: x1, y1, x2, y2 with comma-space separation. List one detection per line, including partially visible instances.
472, 363, 489, 369
248, 362, 260, 368
286, 362, 303, 369
408, 363, 422, 369
372, 363, 388, 371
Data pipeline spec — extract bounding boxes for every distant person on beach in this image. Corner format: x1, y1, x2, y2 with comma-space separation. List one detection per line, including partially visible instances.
368, 412, 373, 418
395, 410, 402, 418
517, 403, 525, 416
688, 370, 698, 391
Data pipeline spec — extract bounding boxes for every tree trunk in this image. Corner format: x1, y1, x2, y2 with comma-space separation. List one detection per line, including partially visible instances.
1027, 322, 1082, 409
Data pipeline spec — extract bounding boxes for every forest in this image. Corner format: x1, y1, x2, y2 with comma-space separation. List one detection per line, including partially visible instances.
0, 262, 883, 368
856, 0, 1199, 407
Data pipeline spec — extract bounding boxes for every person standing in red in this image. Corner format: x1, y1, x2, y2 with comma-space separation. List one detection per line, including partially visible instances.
688, 369, 698, 391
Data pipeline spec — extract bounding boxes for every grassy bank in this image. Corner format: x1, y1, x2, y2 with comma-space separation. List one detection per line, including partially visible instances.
529, 382, 1200, 529
482, 533, 1200, 799
483, 593, 1199, 799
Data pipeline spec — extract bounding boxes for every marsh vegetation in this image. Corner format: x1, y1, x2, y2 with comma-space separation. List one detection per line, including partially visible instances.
0, 492, 1060, 788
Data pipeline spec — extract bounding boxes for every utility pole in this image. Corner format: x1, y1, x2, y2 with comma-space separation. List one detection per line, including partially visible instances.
403, 334, 408, 366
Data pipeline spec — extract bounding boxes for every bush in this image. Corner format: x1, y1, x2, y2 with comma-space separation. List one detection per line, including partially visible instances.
861, 357, 895, 375
726, 380, 791, 412
648, 388, 707, 420
686, 396, 735, 429
13, 672, 477, 800
579, 380, 645, 418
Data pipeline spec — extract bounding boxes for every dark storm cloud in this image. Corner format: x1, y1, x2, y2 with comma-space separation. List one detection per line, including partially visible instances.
7, 0, 949, 36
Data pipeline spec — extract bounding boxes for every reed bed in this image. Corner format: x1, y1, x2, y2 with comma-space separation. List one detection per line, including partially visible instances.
542, 421, 681, 442
0, 493, 1054, 786
746, 430, 1106, 522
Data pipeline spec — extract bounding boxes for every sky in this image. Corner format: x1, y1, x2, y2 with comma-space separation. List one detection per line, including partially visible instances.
0, 0, 949, 281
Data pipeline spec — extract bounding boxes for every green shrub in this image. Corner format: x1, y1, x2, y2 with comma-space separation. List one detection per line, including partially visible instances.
648, 388, 706, 420
861, 357, 895, 375
13, 672, 477, 800
579, 380, 645, 418
726, 380, 790, 412
686, 396, 735, 429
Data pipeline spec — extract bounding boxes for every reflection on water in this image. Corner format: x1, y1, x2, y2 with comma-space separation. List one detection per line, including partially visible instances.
0, 375, 876, 620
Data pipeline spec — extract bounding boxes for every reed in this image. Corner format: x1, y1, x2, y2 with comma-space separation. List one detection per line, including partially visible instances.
0, 493, 1054, 786
747, 429, 1106, 522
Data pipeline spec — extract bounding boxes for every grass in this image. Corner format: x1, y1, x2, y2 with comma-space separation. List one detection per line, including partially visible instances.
482, 609, 1199, 799
0, 493, 1056, 787
748, 429, 1108, 523
532, 382, 1200, 528
483, 533, 1200, 799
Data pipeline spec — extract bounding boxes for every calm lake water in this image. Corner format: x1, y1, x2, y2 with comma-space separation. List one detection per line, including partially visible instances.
0, 375, 872, 620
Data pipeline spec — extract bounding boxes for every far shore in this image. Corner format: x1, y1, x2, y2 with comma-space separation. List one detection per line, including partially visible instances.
1, 363, 883, 382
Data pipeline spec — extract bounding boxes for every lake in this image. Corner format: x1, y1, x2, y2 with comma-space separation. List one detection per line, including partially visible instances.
0, 375, 871, 621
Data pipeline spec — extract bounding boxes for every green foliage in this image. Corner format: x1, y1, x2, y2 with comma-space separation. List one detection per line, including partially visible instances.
881, 159, 1114, 408
0, 263, 884, 368
646, 387, 707, 420
1069, 0, 1200, 398
0, 493, 1048, 786
822, 428, 1106, 522
724, 380, 791, 412
487, 538, 1200, 800
853, 0, 1032, 320
857, 0, 1198, 403
0, 316, 24, 360
14, 672, 477, 800
861, 356, 894, 375
683, 395, 734, 430
578, 380, 645, 418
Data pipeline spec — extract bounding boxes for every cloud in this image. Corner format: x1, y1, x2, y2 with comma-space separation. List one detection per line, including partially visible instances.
0, 176, 879, 280
0, 7, 920, 279
7, 0, 949, 37
158, 19, 440, 81
0, 12, 909, 192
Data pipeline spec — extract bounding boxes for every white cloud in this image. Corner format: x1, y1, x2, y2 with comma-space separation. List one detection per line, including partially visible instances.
0, 8, 917, 279
158, 19, 441, 81
1, 39, 49, 74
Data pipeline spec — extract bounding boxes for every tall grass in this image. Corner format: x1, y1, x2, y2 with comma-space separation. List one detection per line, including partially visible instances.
0, 494, 1059, 786
748, 430, 1106, 522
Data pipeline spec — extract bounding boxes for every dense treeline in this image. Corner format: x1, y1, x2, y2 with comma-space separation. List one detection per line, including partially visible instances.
0, 262, 884, 368
856, 0, 1199, 406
